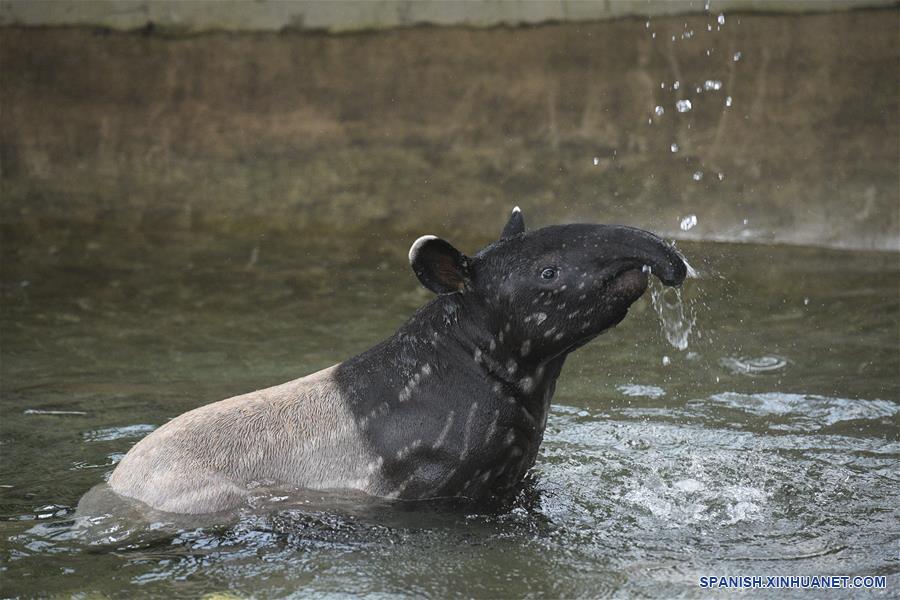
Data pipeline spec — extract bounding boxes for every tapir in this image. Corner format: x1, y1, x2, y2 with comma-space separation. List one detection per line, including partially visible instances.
103, 208, 687, 514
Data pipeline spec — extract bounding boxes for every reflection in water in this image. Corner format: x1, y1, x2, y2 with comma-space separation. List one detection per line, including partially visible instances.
1, 229, 898, 597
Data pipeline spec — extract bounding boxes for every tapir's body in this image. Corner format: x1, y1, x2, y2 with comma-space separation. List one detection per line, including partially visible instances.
102, 211, 687, 514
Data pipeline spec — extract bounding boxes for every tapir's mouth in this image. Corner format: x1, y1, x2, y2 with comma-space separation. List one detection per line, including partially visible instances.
607, 267, 649, 303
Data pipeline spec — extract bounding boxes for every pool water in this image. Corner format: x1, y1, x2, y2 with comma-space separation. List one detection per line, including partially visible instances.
1, 226, 897, 598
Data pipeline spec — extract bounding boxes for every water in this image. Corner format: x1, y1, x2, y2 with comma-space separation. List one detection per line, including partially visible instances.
1, 227, 898, 597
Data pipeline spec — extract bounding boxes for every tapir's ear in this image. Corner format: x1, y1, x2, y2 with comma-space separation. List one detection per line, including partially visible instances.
500, 206, 525, 239
409, 235, 470, 295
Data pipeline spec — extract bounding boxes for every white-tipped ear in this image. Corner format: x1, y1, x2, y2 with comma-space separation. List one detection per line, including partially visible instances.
408, 235, 469, 295
500, 206, 526, 239
409, 235, 438, 265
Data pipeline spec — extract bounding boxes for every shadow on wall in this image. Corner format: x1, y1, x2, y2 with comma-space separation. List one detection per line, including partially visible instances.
0, 8, 898, 250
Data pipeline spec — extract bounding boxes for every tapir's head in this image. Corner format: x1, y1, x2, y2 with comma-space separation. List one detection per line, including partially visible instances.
409, 208, 687, 361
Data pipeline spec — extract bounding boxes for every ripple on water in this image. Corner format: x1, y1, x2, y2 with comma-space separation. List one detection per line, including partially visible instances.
82, 424, 156, 442
720, 354, 787, 375
616, 384, 666, 399
704, 392, 899, 432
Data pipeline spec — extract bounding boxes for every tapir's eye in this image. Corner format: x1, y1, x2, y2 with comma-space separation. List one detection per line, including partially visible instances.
540, 267, 558, 280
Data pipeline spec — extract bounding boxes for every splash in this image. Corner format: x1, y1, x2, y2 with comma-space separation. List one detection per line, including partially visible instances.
650, 282, 696, 351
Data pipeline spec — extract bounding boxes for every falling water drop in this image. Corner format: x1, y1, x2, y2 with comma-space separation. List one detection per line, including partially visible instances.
652, 284, 696, 351
670, 143, 679, 153
703, 80, 723, 91
725, 96, 733, 107
654, 105, 665, 116
676, 99, 693, 113
717, 13, 726, 25
733, 51, 742, 62
692, 171, 704, 181
680, 214, 698, 230
593, 157, 600, 166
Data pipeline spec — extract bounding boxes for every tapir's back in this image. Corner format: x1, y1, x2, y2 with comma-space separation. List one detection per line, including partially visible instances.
108, 365, 378, 514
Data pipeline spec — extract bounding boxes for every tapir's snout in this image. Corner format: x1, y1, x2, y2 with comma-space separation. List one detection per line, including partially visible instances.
594, 225, 687, 287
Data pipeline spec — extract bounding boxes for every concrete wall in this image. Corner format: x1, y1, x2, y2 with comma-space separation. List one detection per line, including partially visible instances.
1, 5, 897, 250
1, 0, 896, 32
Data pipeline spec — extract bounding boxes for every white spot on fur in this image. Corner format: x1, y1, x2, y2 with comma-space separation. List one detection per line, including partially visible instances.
526, 312, 548, 325
460, 402, 478, 458
433, 411, 456, 449
520, 376, 534, 393
484, 409, 500, 443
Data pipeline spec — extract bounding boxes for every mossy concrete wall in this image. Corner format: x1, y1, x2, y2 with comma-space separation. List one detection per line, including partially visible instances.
1, 7, 898, 250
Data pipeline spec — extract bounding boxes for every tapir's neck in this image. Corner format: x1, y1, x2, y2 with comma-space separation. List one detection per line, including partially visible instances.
339, 293, 565, 425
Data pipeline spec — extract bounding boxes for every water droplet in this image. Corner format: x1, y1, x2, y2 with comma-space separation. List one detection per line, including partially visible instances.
676, 99, 693, 113
662, 355, 671, 366
670, 143, 679, 153
645, 20, 650, 28
725, 96, 733, 107
717, 172, 725, 181
593, 157, 599, 166
717, 13, 725, 25
703, 79, 723, 91
733, 51, 742, 62
692, 171, 703, 182
654, 105, 665, 116
680, 214, 698, 230
652, 32, 656, 39
743, 218, 749, 225
707, 24, 712, 32
803, 297, 810, 306
660, 82, 666, 89
673, 81, 681, 90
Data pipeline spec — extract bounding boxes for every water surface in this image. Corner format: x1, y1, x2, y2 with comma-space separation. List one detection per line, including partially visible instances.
1, 227, 898, 597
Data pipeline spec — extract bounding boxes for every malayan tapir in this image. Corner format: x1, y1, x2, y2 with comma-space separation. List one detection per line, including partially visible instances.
103, 208, 687, 514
